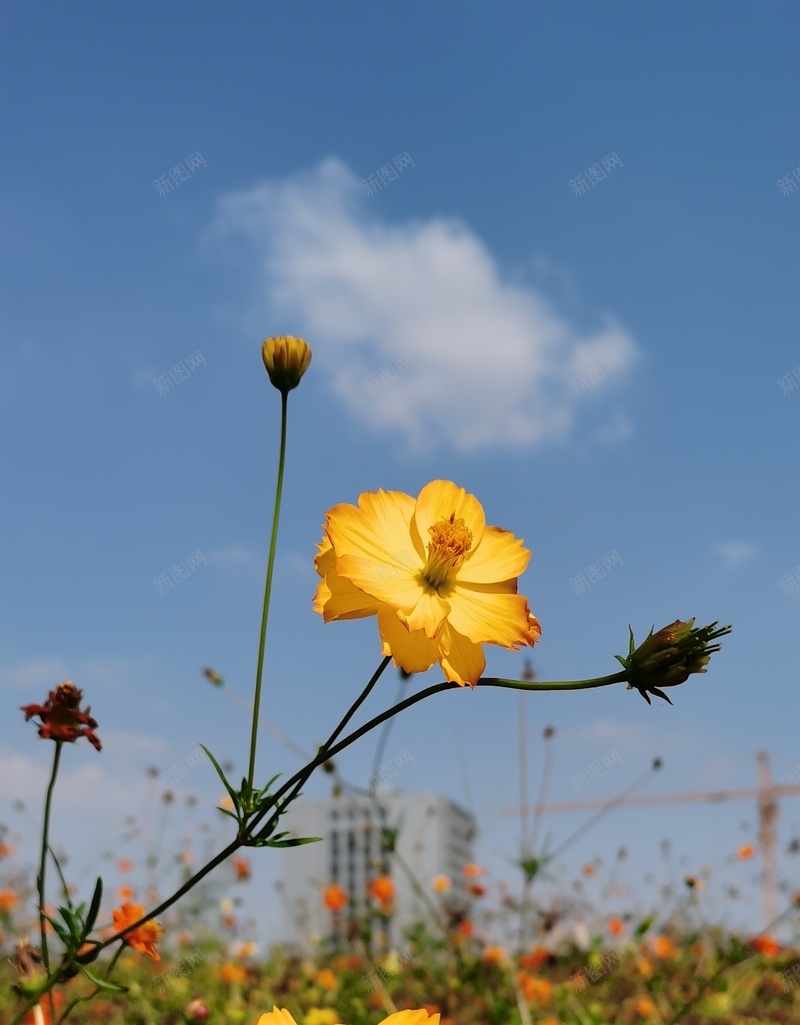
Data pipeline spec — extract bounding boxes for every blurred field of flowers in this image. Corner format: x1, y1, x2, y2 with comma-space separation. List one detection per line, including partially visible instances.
3, 807, 800, 1025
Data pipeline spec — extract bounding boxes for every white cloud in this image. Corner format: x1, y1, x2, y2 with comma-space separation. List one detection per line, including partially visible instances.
207, 545, 261, 570
0, 657, 68, 691
714, 541, 758, 570
212, 159, 640, 453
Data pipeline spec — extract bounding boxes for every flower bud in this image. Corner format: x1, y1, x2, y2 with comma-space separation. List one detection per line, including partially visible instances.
262, 336, 312, 394
186, 999, 211, 1022
616, 619, 732, 704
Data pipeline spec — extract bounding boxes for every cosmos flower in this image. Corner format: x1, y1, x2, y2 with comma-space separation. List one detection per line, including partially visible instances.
256, 1011, 440, 1025
314, 480, 540, 687
368, 875, 395, 906
322, 884, 348, 912
111, 903, 163, 961
21, 682, 101, 751
262, 335, 312, 394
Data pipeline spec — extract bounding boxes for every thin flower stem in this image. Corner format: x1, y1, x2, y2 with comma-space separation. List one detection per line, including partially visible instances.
250, 656, 392, 840
38, 741, 62, 988
78, 668, 627, 965
247, 390, 289, 798
93, 658, 395, 951
247, 669, 629, 838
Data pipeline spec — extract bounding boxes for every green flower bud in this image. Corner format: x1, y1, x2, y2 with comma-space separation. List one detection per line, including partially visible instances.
615, 619, 732, 704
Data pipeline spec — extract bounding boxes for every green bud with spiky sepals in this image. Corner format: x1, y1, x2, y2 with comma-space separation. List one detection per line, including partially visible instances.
615, 619, 732, 704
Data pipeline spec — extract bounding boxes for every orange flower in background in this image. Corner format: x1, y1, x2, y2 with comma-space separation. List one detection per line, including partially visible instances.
607, 916, 625, 937
220, 962, 246, 985
0, 843, 17, 859
431, 875, 451, 893
519, 946, 549, 971
737, 843, 756, 861
519, 974, 552, 1004
751, 934, 781, 957
117, 885, 135, 902
21, 682, 102, 751
651, 934, 677, 959
314, 480, 541, 687
462, 862, 485, 878
233, 856, 251, 881
315, 967, 337, 989
111, 903, 163, 961
0, 890, 19, 914
634, 996, 657, 1017
116, 858, 133, 872
457, 921, 474, 939
467, 882, 486, 897
322, 883, 348, 912
582, 863, 596, 877
483, 945, 507, 964
368, 875, 395, 906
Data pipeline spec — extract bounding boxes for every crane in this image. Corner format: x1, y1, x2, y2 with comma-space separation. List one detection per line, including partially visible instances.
501, 750, 800, 930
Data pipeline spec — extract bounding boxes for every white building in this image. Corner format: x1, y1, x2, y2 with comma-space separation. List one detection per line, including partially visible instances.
279, 790, 477, 946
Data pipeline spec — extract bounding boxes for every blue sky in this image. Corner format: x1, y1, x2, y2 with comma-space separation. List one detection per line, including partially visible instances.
2, 1, 800, 949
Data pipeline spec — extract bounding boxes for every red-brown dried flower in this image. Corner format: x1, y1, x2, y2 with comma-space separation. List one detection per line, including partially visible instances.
21, 682, 101, 751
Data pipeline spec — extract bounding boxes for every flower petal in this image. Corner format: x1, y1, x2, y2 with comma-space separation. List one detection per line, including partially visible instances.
413, 480, 485, 551
314, 537, 382, 620
460, 525, 531, 583
378, 608, 440, 675
448, 588, 541, 649
325, 491, 424, 606
398, 590, 451, 639
438, 625, 486, 688
256, 1010, 300, 1025
379, 1012, 441, 1025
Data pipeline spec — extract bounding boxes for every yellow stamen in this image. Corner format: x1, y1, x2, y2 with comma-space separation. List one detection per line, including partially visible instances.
421, 514, 473, 590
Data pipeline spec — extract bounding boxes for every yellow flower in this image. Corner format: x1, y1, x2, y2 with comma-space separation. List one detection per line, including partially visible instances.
314, 480, 540, 687
262, 335, 312, 393
256, 1012, 300, 1025
255, 1011, 440, 1025
306, 1011, 338, 1025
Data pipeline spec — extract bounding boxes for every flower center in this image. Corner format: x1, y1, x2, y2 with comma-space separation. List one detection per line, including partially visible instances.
421, 514, 473, 591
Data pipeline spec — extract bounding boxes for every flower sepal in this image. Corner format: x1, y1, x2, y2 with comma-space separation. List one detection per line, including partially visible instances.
616, 619, 732, 704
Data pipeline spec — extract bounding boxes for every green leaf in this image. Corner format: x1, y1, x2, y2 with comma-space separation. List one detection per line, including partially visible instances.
80, 966, 129, 993
635, 915, 655, 938
85, 877, 103, 934
200, 744, 240, 812
264, 835, 323, 848
44, 915, 73, 948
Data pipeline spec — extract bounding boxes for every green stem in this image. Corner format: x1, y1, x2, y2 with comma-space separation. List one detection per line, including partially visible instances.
247, 390, 289, 799
92, 658, 393, 952
38, 742, 63, 977
248, 670, 629, 838
85, 669, 627, 960
251, 656, 392, 841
